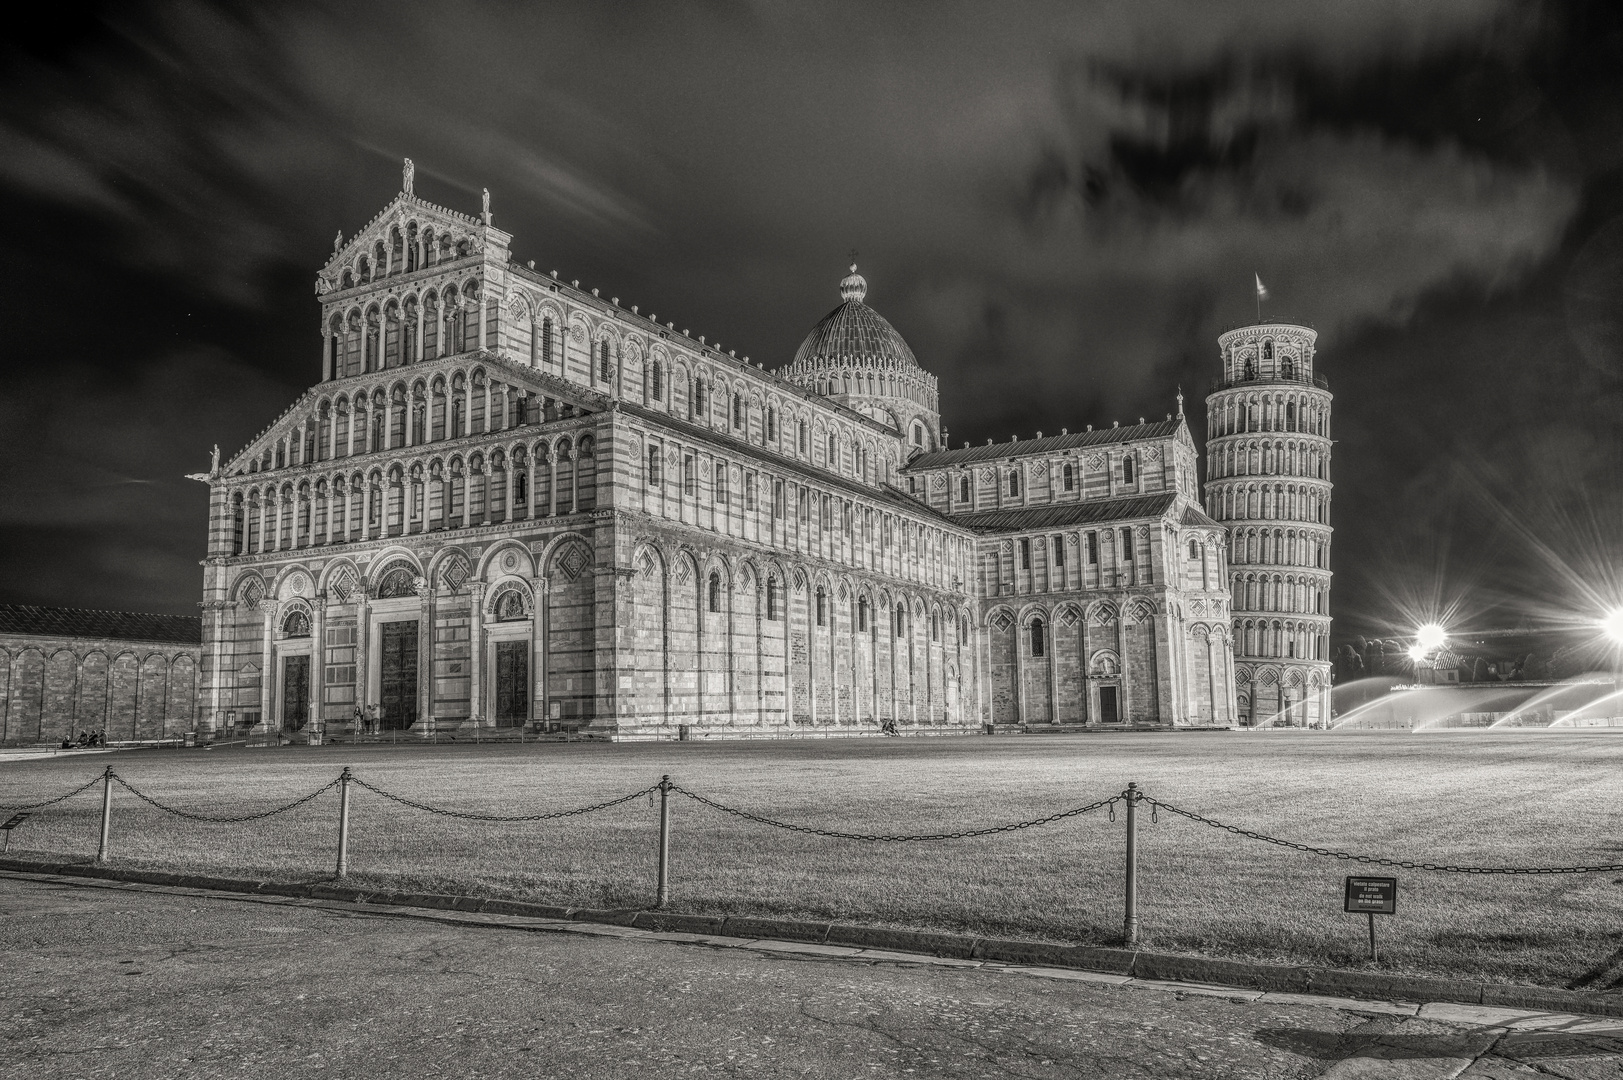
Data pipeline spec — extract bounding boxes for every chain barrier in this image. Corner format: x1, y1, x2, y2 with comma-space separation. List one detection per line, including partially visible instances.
1146, 797, 1623, 875
15, 769, 1620, 878
0, 774, 105, 812
112, 775, 342, 824
348, 776, 661, 822
670, 783, 1122, 842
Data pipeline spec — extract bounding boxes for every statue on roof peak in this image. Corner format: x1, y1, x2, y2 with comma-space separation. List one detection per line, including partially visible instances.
333, 230, 343, 254
482, 187, 492, 226
403, 157, 414, 196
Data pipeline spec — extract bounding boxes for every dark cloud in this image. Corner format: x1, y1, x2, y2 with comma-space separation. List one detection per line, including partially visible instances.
0, 0, 1618, 640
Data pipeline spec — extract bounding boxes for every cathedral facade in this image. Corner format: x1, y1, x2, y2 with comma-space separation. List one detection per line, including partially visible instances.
196, 168, 1243, 740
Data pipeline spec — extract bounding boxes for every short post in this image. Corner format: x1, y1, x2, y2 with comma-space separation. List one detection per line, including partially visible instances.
335, 767, 352, 879
96, 766, 115, 863
655, 774, 673, 909
1123, 781, 1140, 947
1368, 911, 1378, 961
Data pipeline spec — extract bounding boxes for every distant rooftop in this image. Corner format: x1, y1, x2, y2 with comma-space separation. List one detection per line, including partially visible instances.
903, 419, 1181, 470
0, 606, 202, 646
954, 493, 1196, 533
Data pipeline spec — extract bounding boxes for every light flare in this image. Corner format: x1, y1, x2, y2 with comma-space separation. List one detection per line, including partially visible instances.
1415, 623, 1447, 652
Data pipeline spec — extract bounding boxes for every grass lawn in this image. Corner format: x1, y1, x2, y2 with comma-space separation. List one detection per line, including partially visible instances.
4, 730, 1622, 990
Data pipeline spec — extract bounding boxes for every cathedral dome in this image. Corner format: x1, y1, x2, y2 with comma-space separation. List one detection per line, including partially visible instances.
791, 266, 921, 370
784, 265, 942, 452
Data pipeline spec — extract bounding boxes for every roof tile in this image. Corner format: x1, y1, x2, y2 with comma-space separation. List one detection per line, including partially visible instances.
903, 420, 1181, 470
0, 606, 202, 645
952, 494, 1181, 533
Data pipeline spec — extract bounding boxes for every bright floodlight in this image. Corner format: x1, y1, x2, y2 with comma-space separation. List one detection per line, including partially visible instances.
1406, 644, 1427, 663
1415, 623, 1447, 652
1603, 608, 1623, 645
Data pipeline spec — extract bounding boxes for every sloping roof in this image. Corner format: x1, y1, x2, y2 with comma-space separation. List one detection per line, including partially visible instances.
903, 419, 1182, 470
0, 606, 202, 645
1181, 503, 1224, 529
952, 493, 1181, 533
615, 402, 968, 529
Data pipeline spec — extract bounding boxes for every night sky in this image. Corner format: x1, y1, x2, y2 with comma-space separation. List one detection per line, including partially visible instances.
1, 0, 1619, 645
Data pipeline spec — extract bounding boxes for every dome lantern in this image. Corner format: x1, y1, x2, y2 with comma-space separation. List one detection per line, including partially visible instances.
839, 264, 867, 303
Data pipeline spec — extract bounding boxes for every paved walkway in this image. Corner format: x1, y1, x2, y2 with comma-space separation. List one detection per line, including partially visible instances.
0, 747, 113, 765
1, 872, 1619, 1078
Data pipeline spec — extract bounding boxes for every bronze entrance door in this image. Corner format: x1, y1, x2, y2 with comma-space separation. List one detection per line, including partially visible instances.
495, 640, 529, 726
379, 620, 419, 730
282, 656, 309, 731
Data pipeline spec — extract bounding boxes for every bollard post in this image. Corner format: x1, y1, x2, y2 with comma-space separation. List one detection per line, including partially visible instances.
655, 774, 673, 909
1123, 781, 1140, 947
335, 767, 352, 879
96, 766, 115, 863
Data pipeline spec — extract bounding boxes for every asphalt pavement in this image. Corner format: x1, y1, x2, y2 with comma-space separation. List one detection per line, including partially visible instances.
1, 873, 1619, 1079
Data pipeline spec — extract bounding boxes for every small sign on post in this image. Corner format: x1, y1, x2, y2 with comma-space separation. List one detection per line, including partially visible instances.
1344, 875, 1397, 960
2, 812, 31, 856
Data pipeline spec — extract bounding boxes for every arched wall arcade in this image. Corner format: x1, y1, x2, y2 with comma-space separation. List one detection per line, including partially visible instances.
979, 599, 1233, 727
623, 540, 973, 732
1235, 662, 1328, 728
212, 532, 978, 737
229, 427, 600, 555
0, 641, 198, 744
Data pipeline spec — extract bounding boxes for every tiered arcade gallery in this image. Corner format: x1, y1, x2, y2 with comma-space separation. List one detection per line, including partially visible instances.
196, 167, 1308, 740
1203, 325, 1335, 727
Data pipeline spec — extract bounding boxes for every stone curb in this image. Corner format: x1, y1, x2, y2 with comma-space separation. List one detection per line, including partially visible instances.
5, 858, 1621, 1020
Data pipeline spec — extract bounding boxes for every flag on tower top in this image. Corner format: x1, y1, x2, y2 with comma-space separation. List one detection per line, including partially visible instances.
1255, 273, 1269, 301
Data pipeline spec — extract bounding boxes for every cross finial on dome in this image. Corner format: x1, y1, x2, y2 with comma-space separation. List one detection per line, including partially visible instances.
839, 263, 867, 303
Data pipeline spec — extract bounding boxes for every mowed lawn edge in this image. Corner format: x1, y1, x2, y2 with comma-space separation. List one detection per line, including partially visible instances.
3, 731, 1622, 990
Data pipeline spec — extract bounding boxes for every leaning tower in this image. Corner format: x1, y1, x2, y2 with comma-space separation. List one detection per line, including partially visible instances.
1204, 324, 1334, 726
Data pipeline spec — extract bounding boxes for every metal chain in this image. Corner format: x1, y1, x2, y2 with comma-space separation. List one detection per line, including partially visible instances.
670, 783, 1121, 842
1146, 798, 1623, 875
348, 777, 661, 822
112, 776, 340, 823
0, 774, 105, 812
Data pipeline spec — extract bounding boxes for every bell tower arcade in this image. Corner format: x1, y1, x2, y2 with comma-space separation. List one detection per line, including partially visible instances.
1204, 324, 1334, 727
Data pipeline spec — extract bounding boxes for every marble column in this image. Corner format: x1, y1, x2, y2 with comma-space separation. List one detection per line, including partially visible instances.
418, 585, 434, 733
469, 582, 486, 726
311, 594, 326, 731
355, 592, 371, 727
259, 607, 274, 730
530, 577, 546, 726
